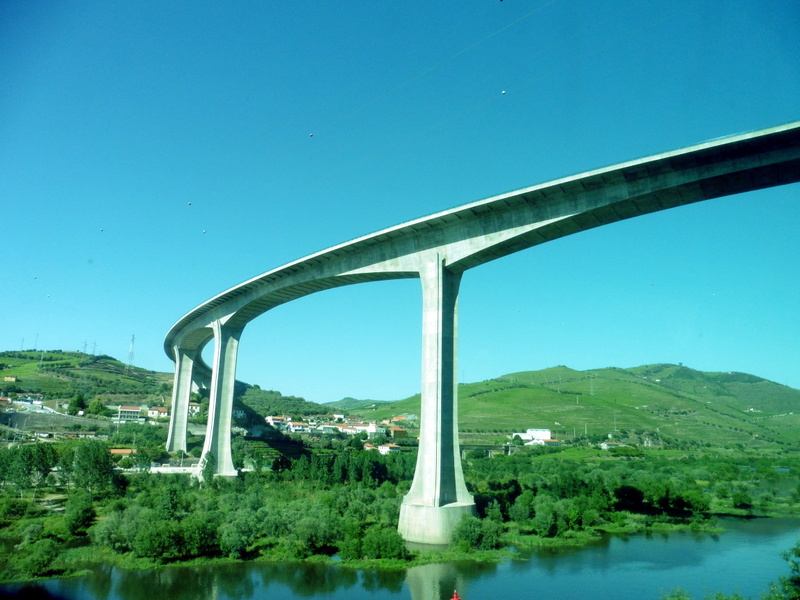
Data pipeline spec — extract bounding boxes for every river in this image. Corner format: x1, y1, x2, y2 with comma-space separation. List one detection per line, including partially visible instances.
13, 517, 800, 600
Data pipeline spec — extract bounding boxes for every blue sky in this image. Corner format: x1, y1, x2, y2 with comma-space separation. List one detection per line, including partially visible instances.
2, 1, 799, 403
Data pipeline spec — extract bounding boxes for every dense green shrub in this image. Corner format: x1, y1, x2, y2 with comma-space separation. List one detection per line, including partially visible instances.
64, 490, 95, 536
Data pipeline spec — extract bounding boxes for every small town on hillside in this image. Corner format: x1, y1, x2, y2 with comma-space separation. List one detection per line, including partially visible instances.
1, 392, 412, 454
1, 392, 633, 462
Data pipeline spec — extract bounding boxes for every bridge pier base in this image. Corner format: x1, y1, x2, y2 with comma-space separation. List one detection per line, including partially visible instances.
398, 255, 475, 544
398, 502, 476, 546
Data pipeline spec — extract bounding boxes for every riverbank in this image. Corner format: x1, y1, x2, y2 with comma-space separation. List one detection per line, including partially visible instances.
4, 443, 800, 585
37, 512, 769, 584
9, 516, 800, 600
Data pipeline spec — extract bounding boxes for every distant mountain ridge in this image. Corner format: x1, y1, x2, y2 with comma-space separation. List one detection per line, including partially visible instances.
325, 397, 393, 411
349, 363, 800, 448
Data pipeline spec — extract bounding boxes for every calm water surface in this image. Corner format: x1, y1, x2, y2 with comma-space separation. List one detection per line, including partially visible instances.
19, 518, 800, 600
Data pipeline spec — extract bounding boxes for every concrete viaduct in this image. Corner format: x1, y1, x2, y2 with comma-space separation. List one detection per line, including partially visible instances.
165, 121, 800, 544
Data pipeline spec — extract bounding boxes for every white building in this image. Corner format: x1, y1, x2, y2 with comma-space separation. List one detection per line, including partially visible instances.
147, 406, 168, 419
352, 422, 386, 438
117, 405, 144, 423
512, 428, 551, 442
378, 443, 401, 455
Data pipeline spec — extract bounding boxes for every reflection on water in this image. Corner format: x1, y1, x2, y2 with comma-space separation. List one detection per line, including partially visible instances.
406, 561, 502, 600
11, 518, 800, 600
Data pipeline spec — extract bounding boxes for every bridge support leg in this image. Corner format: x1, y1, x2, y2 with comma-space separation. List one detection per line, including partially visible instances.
199, 319, 242, 477
398, 256, 475, 545
166, 345, 196, 453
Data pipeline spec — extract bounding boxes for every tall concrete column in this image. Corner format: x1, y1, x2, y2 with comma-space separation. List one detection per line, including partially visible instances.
166, 345, 196, 452
200, 319, 242, 477
398, 255, 475, 545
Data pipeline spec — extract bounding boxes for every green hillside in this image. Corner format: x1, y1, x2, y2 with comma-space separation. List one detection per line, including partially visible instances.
354, 364, 800, 449
0, 350, 171, 404
3, 350, 798, 450
325, 397, 392, 411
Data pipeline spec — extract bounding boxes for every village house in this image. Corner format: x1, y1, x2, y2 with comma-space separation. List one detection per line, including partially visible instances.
187, 402, 201, 416
526, 437, 562, 447
147, 406, 168, 419
600, 441, 627, 451
512, 428, 552, 442
378, 443, 401, 455
265, 416, 289, 429
116, 405, 144, 423
109, 448, 137, 457
387, 426, 407, 439
352, 422, 386, 438
315, 424, 341, 435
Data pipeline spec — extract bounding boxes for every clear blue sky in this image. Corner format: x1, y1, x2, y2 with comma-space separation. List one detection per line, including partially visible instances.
2, 1, 799, 403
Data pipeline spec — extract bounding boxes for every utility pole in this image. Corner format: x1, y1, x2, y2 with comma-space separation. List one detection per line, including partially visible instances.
125, 335, 135, 375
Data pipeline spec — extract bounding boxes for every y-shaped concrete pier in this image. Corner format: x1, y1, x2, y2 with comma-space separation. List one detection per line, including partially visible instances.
397, 257, 476, 543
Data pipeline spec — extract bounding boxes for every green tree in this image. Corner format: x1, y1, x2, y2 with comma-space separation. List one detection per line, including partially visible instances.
451, 515, 482, 550
28, 443, 59, 496
57, 444, 76, 487
18, 538, 60, 577
766, 542, 800, 600
181, 511, 221, 558
532, 495, 557, 537
87, 398, 111, 416
65, 489, 96, 536
132, 518, 182, 561
90, 510, 127, 552
479, 518, 503, 550
361, 525, 409, 559
732, 488, 754, 511
201, 453, 216, 486
219, 509, 258, 558
67, 393, 88, 415
5, 444, 57, 498
8, 446, 34, 496
509, 489, 535, 524
154, 482, 187, 519
485, 500, 504, 523
74, 440, 114, 498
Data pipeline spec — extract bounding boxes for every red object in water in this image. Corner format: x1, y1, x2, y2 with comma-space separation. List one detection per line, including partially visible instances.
451, 591, 461, 600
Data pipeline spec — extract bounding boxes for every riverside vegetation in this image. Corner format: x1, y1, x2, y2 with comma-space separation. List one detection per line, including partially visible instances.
1, 429, 800, 593
2, 350, 800, 599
